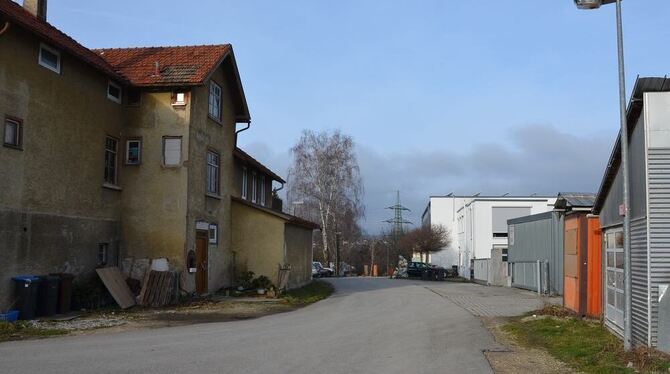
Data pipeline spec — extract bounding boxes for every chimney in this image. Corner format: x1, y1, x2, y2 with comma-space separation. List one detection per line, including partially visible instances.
24, 0, 47, 21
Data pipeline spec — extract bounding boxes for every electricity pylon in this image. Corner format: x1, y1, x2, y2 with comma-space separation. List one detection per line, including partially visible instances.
383, 191, 412, 274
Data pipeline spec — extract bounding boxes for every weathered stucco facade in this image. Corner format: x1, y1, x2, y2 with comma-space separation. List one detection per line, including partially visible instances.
0, 21, 125, 308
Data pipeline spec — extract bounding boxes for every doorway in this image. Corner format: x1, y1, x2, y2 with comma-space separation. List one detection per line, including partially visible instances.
196, 230, 209, 294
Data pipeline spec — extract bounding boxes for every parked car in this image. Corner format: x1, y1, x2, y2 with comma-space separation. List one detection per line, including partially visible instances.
312, 262, 320, 278
313, 262, 334, 277
407, 262, 429, 278
407, 262, 447, 281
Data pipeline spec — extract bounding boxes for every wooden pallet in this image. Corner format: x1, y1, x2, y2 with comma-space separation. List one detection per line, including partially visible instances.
138, 270, 177, 307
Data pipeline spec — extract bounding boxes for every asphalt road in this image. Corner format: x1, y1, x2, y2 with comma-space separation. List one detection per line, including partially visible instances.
0, 278, 510, 374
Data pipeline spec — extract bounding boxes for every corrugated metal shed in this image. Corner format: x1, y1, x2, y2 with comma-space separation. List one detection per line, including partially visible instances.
508, 211, 563, 295
593, 76, 670, 215
594, 77, 670, 351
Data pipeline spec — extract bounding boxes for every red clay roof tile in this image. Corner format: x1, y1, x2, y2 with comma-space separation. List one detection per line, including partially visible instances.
94, 45, 231, 87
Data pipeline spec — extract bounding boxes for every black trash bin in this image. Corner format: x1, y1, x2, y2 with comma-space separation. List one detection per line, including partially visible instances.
12, 276, 42, 320
50, 273, 74, 314
37, 275, 60, 317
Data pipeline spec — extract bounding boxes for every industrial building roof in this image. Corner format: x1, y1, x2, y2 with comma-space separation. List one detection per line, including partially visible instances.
554, 192, 596, 210
593, 77, 670, 214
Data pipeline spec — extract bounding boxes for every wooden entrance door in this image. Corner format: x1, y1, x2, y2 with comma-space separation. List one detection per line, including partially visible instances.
564, 216, 582, 314
196, 231, 208, 294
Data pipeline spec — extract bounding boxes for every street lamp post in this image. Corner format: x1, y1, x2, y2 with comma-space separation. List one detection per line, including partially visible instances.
574, 0, 632, 351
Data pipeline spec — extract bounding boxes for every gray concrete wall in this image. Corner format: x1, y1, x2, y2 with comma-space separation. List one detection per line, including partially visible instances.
284, 224, 313, 289
0, 210, 119, 309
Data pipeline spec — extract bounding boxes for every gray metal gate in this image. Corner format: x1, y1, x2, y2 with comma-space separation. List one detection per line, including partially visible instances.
511, 260, 548, 294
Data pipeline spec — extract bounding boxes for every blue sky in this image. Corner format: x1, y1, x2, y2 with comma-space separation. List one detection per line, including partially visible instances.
41, 0, 670, 233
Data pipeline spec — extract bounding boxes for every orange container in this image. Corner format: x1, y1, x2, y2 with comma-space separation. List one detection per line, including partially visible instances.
563, 213, 602, 318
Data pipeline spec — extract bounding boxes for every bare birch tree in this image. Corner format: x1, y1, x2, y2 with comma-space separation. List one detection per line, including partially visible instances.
287, 130, 364, 265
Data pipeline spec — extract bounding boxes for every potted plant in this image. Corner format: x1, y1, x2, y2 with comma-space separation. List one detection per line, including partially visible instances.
237, 271, 255, 291
251, 276, 272, 295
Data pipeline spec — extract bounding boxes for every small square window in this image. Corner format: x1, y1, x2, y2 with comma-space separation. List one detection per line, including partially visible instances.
38, 43, 61, 73
107, 81, 122, 103
209, 224, 218, 244
172, 92, 187, 106
4, 117, 22, 148
125, 139, 141, 165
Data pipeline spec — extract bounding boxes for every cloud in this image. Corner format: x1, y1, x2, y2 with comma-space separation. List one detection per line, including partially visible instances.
240, 124, 613, 234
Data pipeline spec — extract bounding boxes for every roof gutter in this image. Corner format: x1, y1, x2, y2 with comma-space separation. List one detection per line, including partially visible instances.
234, 121, 250, 147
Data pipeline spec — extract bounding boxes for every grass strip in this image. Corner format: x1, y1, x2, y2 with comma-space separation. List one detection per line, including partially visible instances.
283, 280, 334, 306
0, 321, 68, 342
504, 316, 670, 374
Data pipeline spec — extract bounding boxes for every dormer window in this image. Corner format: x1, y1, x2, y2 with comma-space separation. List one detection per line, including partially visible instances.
107, 81, 122, 103
38, 43, 60, 73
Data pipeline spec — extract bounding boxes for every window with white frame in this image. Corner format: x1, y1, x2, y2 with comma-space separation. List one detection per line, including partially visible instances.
209, 223, 218, 244
4, 117, 22, 148
125, 139, 141, 165
107, 81, 122, 103
208, 81, 222, 121
251, 171, 258, 203
207, 150, 220, 195
38, 43, 60, 73
241, 167, 248, 200
162, 137, 182, 166
104, 137, 118, 184
172, 92, 186, 106
259, 175, 266, 206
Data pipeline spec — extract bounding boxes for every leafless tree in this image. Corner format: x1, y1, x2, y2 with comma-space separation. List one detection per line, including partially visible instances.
287, 130, 364, 266
398, 224, 451, 263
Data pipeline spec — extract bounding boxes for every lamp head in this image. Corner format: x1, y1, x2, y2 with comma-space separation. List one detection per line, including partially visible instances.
574, 0, 617, 9
575, 0, 602, 9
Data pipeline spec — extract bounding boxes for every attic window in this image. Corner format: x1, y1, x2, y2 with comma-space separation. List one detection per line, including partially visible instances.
38, 43, 60, 73
107, 81, 122, 104
172, 92, 187, 106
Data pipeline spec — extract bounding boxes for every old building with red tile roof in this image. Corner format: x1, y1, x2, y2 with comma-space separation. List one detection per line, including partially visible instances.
0, 0, 316, 311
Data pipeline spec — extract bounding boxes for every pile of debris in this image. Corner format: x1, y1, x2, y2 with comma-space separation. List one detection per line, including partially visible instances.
96, 258, 179, 309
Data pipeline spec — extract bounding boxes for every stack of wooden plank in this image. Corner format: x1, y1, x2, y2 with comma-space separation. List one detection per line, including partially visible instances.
138, 270, 178, 307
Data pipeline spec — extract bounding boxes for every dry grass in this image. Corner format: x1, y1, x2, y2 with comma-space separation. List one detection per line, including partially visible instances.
505, 315, 670, 374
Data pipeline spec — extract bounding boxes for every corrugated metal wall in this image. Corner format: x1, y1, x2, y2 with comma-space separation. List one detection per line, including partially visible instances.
508, 212, 563, 294
600, 115, 648, 228
511, 262, 538, 291
647, 148, 670, 347
630, 217, 649, 346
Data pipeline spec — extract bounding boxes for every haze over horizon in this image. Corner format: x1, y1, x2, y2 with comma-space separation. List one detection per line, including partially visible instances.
41, 0, 670, 234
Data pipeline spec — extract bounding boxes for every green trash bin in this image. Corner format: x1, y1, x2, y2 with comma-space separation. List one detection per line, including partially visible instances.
12, 276, 42, 320
50, 273, 74, 314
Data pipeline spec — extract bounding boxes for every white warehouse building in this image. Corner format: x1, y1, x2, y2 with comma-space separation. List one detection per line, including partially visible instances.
422, 195, 556, 277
